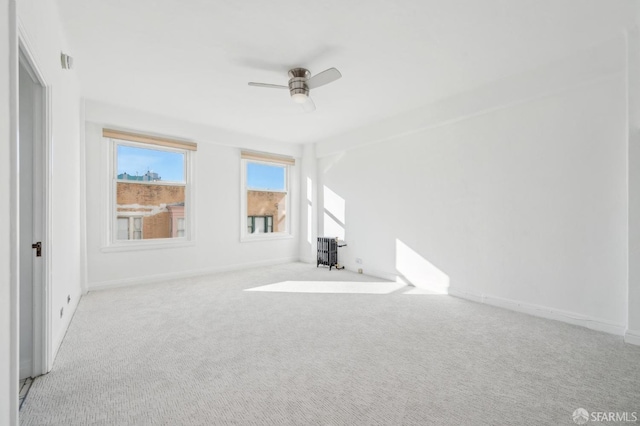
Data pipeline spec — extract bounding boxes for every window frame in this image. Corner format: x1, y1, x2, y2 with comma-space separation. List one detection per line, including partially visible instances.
240, 158, 293, 242
102, 135, 196, 252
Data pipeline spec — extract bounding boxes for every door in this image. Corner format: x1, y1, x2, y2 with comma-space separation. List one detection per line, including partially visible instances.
19, 56, 45, 379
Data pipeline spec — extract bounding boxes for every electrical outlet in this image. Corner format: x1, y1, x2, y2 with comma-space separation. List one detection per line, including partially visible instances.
60, 307, 63, 318
358, 268, 363, 274
67, 295, 71, 304
355, 258, 362, 264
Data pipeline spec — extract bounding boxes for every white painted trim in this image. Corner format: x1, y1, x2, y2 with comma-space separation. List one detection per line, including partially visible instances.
625, 27, 640, 349
240, 234, 294, 243
448, 288, 627, 336
323, 263, 401, 282
8, 1, 19, 424
17, 21, 54, 377
51, 294, 80, 362
342, 266, 398, 283
624, 329, 640, 346
100, 240, 196, 253
79, 98, 89, 295
102, 135, 196, 250
88, 257, 300, 291
19, 357, 31, 380
446, 288, 483, 303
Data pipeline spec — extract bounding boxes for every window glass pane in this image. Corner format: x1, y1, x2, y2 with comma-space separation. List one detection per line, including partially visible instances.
116, 217, 129, 240
253, 217, 262, 233
246, 162, 285, 191
117, 145, 184, 183
115, 143, 187, 241
245, 161, 287, 235
246, 192, 287, 234
132, 217, 143, 239
177, 218, 185, 237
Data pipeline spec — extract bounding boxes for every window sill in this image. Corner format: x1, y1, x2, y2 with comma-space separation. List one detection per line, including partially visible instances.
240, 233, 294, 243
101, 239, 195, 253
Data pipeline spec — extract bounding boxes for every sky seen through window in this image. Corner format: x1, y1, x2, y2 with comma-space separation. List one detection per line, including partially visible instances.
247, 162, 286, 191
117, 146, 285, 189
117, 145, 184, 182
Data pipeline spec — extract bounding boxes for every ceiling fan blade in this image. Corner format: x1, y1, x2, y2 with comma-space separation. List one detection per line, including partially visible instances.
307, 67, 342, 89
300, 96, 316, 113
248, 82, 288, 89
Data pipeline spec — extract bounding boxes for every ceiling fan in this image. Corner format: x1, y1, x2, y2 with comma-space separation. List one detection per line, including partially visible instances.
248, 67, 342, 112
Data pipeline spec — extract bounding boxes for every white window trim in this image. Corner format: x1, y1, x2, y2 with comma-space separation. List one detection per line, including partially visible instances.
101, 136, 196, 252
240, 158, 293, 242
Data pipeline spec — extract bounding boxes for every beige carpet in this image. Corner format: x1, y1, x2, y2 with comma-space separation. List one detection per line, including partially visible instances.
20, 263, 640, 425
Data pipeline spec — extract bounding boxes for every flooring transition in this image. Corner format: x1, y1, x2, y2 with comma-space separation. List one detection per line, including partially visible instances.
19, 263, 640, 425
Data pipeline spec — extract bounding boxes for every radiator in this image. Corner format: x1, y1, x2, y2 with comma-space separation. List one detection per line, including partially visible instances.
317, 237, 339, 270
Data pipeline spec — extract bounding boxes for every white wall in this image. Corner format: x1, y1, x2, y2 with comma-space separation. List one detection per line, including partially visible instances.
1, 0, 18, 423
84, 101, 302, 289
298, 143, 318, 263
316, 34, 629, 334
1, 1, 82, 420
17, 0, 83, 362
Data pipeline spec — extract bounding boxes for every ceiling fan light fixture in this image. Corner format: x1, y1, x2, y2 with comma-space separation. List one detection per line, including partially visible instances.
291, 93, 308, 104
248, 67, 341, 112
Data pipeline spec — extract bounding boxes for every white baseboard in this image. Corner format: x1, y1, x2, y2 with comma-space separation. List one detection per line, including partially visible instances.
343, 265, 399, 282
298, 260, 397, 282
447, 288, 483, 303
625, 329, 640, 346
52, 289, 81, 369
448, 287, 626, 336
88, 257, 300, 291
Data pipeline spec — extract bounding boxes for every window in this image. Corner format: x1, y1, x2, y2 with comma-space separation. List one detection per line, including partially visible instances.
176, 218, 185, 237
117, 216, 143, 240
167, 205, 185, 238
248, 216, 273, 234
241, 151, 294, 240
104, 129, 196, 246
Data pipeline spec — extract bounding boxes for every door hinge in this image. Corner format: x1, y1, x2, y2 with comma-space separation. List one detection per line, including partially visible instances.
32, 242, 42, 257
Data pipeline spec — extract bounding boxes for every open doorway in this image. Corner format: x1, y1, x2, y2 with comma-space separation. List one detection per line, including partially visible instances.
18, 44, 51, 388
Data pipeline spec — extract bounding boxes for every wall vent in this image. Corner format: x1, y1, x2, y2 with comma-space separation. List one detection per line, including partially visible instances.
60, 52, 74, 70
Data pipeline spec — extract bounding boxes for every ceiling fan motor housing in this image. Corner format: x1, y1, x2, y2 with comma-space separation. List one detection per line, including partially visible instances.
288, 68, 310, 98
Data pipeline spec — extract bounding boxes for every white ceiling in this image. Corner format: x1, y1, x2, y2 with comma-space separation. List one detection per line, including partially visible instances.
55, 0, 635, 144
